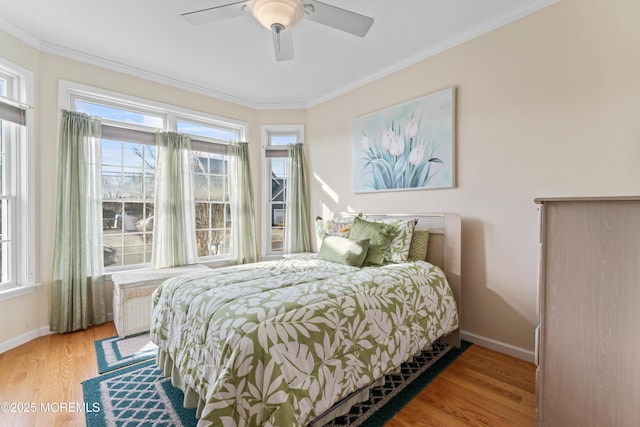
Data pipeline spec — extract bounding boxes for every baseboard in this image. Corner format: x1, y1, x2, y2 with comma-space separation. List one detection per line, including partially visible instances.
1, 313, 114, 355
0, 326, 54, 354
461, 330, 535, 363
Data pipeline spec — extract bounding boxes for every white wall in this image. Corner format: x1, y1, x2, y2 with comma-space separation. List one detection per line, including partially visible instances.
306, 0, 640, 357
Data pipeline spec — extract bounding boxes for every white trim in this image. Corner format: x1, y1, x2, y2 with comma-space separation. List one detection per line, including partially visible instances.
58, 80, 249, 137
0, 324, 53, 355
0, 282, 40, 302
461, 330, 535, 363
0, 56, 37, 291
0, 16, 42, 50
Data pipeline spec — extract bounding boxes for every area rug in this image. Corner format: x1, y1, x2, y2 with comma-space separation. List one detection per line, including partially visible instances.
94, 333, 158, 374
83, 339, 470, 427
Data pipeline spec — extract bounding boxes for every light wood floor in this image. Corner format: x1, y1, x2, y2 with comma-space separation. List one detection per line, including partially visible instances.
0, 323, 535, 426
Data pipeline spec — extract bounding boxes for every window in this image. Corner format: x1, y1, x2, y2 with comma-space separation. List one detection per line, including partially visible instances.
64, 82, 246, 271
261, 125, 303, 256
0, 57, 36, 299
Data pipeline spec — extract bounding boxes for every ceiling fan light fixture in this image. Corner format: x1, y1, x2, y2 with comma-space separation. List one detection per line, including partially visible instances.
250, 0, 304, 31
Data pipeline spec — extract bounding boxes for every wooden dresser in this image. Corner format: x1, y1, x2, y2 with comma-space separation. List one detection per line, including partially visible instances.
535, 197, 640, 426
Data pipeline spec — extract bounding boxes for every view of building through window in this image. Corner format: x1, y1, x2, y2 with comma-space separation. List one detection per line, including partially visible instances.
264, 128, 302, 254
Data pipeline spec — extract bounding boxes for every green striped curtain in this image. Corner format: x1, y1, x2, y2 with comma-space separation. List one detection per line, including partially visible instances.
51, 110, 106, 333
228, 142, 257, 264
151, 131, 198, 268
284, 143, 311, 253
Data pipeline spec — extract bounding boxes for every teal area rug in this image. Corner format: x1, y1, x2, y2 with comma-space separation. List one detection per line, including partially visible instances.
83, 339, 470, 426
83, 360, 197, 427
94, 333, 158, 374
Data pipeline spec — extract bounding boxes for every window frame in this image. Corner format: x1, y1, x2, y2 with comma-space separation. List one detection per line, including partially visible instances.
60, 80, 248, 272
260, 124, 304, 258
0, 57, 37, 302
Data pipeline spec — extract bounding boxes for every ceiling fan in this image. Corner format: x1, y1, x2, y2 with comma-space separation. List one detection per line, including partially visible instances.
179, 0, 374, 61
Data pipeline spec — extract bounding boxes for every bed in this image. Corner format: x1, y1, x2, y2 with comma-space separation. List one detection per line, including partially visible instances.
150, 213, 461, 427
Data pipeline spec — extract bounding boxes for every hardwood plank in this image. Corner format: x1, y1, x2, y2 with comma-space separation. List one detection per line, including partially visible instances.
0, 323, 116, 427
0, 325, 536, 426
390, 345, 536, 426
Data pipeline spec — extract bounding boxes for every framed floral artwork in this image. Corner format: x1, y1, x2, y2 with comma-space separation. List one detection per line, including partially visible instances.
352, 87, 455, 193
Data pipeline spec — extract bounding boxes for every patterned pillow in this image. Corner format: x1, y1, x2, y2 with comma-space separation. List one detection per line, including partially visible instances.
408, 228, 430, 261
314, 215, 359, 250
348, 217, 393, 266
364, 216, 417, 263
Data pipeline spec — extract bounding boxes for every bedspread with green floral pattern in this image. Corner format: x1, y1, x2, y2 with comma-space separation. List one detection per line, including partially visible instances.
150, 256, 458, 427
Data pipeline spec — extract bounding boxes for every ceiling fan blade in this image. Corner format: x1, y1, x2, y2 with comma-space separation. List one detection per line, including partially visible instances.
272, 27, 294, 61
180, 0, 249, 25
304, 1, 374, 37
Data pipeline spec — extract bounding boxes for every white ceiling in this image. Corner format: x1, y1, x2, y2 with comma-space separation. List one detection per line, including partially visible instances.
0, 0, 554, 109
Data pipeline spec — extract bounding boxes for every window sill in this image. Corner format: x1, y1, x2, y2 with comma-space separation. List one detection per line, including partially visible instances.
0, 283, 41, 303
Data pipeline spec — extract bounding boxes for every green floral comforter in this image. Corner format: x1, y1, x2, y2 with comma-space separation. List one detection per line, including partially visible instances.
150, 256, 458, 427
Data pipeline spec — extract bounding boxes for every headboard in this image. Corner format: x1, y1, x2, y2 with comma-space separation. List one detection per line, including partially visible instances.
344, 213, 462, 347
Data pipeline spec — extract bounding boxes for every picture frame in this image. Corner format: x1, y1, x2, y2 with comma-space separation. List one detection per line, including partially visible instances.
352, 87, 456, 193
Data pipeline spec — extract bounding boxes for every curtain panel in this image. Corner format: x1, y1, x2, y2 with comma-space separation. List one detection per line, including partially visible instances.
284, 143, 312, 253
228, 142, 257, 264
151, 131, 198, 268
51, 110, 106, 333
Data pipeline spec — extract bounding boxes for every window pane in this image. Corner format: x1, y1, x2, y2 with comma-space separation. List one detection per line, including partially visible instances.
211, 230, 226, 255
194, 155, 210, 174
269, 133, 298, 146
102, 139, 122, 165
102, 166, 123, 199
196, 230, 210, 257
0, 199, 5, 240
177, 119, 238, 141
0, 130, 4, 194
144, 173, 154, 199
75, 100, 163, 128
210, 175, 226, 201
194, 173, 209, 201
144, 145, 156, 169
195, 203, 209, 229
211, 203, 226, 228
271, 227, 283, 252
102, 133, 154, 268
102, 201, 121, 230
0, 242, 7, 283
122, 144, 144, 168
210, 155, 226, 175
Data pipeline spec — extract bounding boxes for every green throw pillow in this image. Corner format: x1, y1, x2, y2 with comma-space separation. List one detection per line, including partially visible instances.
317, 236, 370, 267
408, 228, 430, 261
348, 217, 393, 266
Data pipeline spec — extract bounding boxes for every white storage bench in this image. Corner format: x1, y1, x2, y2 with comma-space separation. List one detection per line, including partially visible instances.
111, 264, 210, 338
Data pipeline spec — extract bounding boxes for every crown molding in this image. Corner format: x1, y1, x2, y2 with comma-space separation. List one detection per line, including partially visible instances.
0, 16, 42, 50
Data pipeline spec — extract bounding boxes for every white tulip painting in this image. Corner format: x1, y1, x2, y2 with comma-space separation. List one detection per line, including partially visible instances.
352, 87, 455, 193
